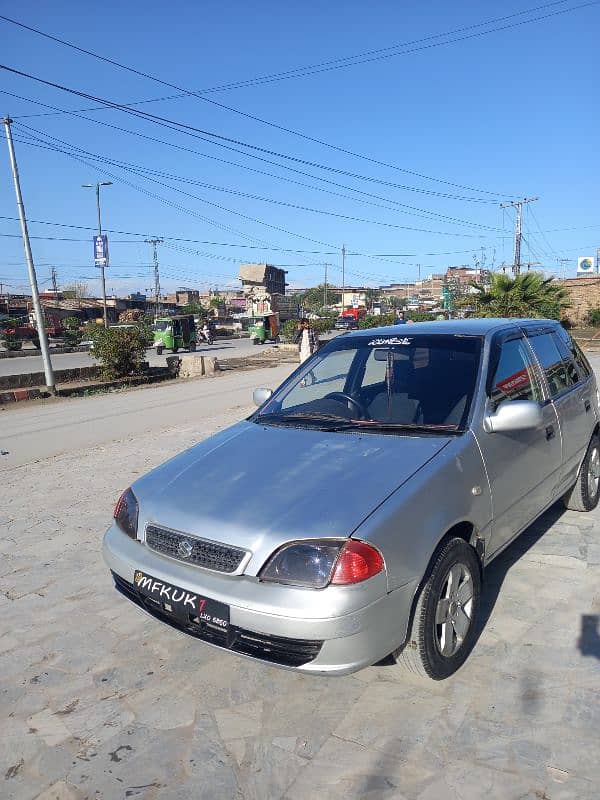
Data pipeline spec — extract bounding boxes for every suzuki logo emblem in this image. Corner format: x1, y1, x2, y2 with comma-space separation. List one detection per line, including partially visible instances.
177, 539, 194, 559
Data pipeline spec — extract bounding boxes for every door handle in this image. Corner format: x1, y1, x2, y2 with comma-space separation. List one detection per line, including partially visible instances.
584, 399, 591, 413
545, 425, 555, 441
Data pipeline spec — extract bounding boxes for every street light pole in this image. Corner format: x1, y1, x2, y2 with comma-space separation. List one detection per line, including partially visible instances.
83, 181, 112, 327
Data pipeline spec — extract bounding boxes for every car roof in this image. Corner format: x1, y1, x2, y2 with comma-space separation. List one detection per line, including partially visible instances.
344, 318, 559, 339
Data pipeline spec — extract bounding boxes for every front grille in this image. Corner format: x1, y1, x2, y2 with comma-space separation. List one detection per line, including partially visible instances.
112, 572, 323, 668
145, 523, 247, 573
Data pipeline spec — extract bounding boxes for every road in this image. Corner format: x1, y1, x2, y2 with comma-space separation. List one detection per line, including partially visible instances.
2, 359, 600, 799
0, 337, 259, 376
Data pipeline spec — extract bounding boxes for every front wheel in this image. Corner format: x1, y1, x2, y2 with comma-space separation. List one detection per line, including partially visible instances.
396, 537, 481, 680
563, 434, 600, 511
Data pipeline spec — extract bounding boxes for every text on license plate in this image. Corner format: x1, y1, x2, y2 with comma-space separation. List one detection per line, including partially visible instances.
133, 570, 230, 629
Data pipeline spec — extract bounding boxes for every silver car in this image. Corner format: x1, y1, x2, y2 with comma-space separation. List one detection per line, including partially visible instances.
103, 319, 600, 679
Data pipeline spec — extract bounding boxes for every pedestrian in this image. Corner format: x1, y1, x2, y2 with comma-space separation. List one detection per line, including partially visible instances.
294, 318, 319, 363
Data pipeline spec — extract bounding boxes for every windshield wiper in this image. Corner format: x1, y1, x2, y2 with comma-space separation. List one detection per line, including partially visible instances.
254, 411, 351, 426
329, 421, 461, 435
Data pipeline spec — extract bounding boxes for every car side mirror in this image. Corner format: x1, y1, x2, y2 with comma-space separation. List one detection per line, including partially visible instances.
483, 399, 543, 434
253, 387, 273, 407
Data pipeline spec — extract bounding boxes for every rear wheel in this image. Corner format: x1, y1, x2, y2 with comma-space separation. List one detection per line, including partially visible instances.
396, 537, 481, 680
563, 434, 600, 511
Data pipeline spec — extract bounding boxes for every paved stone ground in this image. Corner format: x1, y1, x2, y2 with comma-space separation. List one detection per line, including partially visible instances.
2, 390, 600, 798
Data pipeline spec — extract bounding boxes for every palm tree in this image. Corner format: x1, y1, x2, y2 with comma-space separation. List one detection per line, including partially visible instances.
467, 272, 569, 320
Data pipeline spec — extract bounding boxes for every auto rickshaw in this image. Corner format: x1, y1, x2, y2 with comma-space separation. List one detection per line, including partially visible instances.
153, 315, 197, 354
248, 313, 279, 345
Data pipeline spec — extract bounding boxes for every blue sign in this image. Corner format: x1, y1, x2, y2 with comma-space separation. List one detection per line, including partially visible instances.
94, 234, 109, 266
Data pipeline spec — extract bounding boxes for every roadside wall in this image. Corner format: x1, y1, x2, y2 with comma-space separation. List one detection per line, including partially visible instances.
557, 277, 600, 325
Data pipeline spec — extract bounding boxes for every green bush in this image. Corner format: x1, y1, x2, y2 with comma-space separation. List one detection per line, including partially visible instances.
586, 309, 600, 327
280, 319, 300, 342
88, 322, 153, 378
63, 316, 83, 347
358, 313, 396, 329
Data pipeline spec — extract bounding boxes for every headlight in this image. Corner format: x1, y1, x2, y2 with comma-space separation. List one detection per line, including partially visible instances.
259, 539, 384, 589
113, 487, 139, 539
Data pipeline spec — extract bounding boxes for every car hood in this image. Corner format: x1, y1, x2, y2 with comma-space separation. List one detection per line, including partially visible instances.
133, 420, 452, 575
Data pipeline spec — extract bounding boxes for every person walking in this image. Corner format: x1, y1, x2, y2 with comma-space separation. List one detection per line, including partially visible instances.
294, 318, 319, 363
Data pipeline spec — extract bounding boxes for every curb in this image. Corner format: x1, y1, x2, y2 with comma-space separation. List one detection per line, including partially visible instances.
0, 388, 43, 403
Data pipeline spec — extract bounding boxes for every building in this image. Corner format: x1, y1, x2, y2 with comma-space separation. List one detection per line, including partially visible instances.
164, 289, 200, 306
239, 263, 287, 296
555, 276, 600, 325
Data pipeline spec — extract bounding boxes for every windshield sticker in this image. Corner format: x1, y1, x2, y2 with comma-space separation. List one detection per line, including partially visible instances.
368, 337, 413, 346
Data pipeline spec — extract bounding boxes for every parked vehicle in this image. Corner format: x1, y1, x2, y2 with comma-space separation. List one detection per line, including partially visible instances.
104, 319, 599, 679
153, 315, 197, 354
334, 315, 358, 330
198, 323, 214, 345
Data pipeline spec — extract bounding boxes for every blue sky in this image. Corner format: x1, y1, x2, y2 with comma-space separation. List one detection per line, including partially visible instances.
1, 0, 598, 297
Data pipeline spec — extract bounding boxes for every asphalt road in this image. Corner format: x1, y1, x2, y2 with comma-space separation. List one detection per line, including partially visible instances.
2, 357, 600, 799
0, 337, 260, 376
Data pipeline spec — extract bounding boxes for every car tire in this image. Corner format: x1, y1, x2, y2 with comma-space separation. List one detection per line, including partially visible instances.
172, 347, 178, 354
563, 434, 600, 512
396, 537, 481, 680
189, 342, 196, 352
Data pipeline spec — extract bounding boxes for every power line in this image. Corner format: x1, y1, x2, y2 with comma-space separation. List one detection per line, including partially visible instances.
1, 2, 593, 95
1, 89, 500, 205
12, 124, 504, 230
4, 8, 563, 195
13, 127, 503, 236
0, 65, 504, 203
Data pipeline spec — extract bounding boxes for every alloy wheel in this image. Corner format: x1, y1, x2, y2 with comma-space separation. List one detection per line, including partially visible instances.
434, 563, 474, 657
587, 446, 600, 500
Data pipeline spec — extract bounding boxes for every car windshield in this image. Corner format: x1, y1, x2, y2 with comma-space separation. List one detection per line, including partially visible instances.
254, 333, 482, 434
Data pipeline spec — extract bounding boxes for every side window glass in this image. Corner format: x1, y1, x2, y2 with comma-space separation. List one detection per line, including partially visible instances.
551, 332, 580, 386
489, 337, 541, 406
554, 326, 591, 381
528, 333, 571, 397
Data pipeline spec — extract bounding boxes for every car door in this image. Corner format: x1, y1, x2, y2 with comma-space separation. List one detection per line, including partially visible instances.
475, 330, 562, 558
526, 326, 596, 494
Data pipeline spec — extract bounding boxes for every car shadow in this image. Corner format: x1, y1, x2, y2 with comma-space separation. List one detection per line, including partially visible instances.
579, 614, 600, 659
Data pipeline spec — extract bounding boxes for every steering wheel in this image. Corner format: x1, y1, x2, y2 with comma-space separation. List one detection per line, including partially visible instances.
325, 392, 367, 418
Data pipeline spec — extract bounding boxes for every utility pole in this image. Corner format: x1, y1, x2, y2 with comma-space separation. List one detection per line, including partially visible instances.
557, 257, 570, 280
145, 237, 163, 318
341, 245, 346, 312
51, 266, 58, 298
82, 181, 112, 327
3, 116, 55, 393
323, 263, 328, 308
500, 197, 538, 276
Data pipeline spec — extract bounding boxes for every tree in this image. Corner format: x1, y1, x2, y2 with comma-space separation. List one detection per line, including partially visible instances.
62, 282, 89, 300
298, 285, 341, 313
63, 316, 83, 347
179, 301, 205, 317
0, 317, 22, 351
465, 272, 569, 320
363, 288, 381, 310
387, 296, 407, 311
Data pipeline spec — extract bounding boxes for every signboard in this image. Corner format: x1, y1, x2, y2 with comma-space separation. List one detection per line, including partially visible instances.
94, 235, 109, 266
352, 294, 359, 308
577, 256, 595, 274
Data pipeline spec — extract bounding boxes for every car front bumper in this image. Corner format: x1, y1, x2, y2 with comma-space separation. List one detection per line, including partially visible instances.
102, 524, 418, 676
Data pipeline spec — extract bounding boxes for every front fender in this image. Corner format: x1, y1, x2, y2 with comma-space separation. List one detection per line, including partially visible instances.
353, 432, 492, 592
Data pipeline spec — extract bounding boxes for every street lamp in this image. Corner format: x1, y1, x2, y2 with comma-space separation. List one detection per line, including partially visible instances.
82, 181, 112, 327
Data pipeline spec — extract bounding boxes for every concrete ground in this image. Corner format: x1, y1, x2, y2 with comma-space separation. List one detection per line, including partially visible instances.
2, 361, 600, 799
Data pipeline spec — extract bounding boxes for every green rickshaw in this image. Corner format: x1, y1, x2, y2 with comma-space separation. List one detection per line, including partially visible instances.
248, 313, 279, 345
153, 315, 197, 354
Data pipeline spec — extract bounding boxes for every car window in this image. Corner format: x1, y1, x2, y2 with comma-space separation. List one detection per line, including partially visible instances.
489, 337, 541, 405
280, 348, 356, 408
550, 332, 581, 386
553, 326, 591, 381
361, 348, 388, 387
527, 332, 571, 398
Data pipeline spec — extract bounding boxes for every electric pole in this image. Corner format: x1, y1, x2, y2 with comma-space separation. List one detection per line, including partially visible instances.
82, 181, 112, 327
51, 266, 58, 298
557, 258, 570, 280
341, 245, 346, 311
500, 197, 538, 275
323, 263, 328, 308
3, 116, 55, 393
145, 237, 163, 317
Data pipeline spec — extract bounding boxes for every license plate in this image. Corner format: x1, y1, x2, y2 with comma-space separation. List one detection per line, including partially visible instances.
133, 570, 229, 629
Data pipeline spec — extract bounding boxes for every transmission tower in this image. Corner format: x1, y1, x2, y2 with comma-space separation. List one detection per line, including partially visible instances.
500, 197, 538, 275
